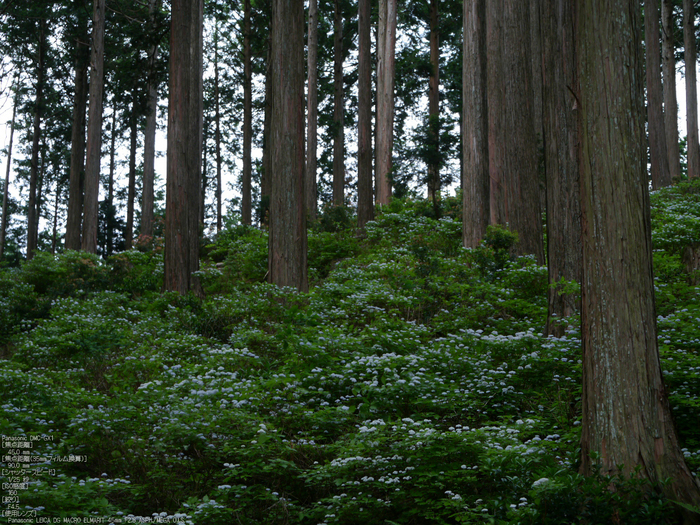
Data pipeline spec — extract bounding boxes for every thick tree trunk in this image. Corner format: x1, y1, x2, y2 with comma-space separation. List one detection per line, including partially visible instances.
646, 0, 672, 189
27, 21, 47, 261
125, 110, 137, 250
141, 0, 161, 239
486, 0, 505, 226
427, 0, 440, 207
242, 0, 253, 225
684, 0, 700, 179
462, 0, 489, 248
0, 85, 17, 260
66, 0, 89, 251
577, 0, 700, 518
376, 0, 396, 206
81, 0, 106, 254
164, 0, 203, 295
531, 0, 546, 218
541, 0, 581, 337
214, 24, 223, 233
332, 0, 345, 207
107, 109, 117, 256
356, 0, 374, 231
306, 0, 318, 221
662, 0, 682, 182
268, 0, 307, 292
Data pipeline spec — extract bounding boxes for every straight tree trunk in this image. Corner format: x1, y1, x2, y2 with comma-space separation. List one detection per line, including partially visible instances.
141, 0, 161, 239
107, 109, 117, 256
662, 0, 682, 182
242, 0, 253, 225
541, 0, 581, 336
531, 0, 546, 217
164, 0, 203, 295
27, 21, 47, 261
66, 0, 89, 251
376, 0, 397, 206
51, 181, 60, 254
268, 0, 307, 292
427, 0, 440, 207
646, 0, 672, 189
684, 0, 700, 178
214, 23, 223, 233
201, 123, 208, 226
125, 109, 137, 250
81, 0, 106, 254
260, 42, 272, 227
462, 0, 489, 248
0, 84, 17, 260
305, 0, 318, 221
332, 0, 345, 207
356, 0, 374, 231
577, 0, 700, 517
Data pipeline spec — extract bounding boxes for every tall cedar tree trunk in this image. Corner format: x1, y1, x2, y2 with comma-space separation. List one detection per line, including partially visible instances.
332, 0, 345, 207
125, 109, 137, 250
427, 0, 440, 207
684, 0, 700, 178
462, 0, 489, 248
662, 0, 682, 181
488, 0, 544, 263
268, 0, 307, 291
260, 42, 272, 227
242, 0, 253, 225
577, 1, 700, 518
214, 23, 223, 233
201, 123, 208, 226
530, 0, 546, 218
141, 0, 161, 239
356, 0, 374, 230
107, 110, 117, 256
376, 0, 396, 206
81, 0, 106, 253
51, 182, 60, 254
66, 0, 89, 250
646, 0, 672, 189
164, 0, 203, 295
542, 0, 581, 336
306, 0, 318, 221
26, 21, 47, 260
0, 84, 17, 260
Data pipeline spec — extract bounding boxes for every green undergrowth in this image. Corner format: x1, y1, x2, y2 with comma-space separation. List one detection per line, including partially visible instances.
1, 187, 700, 524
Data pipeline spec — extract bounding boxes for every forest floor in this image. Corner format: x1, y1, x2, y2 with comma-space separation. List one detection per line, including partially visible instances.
1, 182, 700, 524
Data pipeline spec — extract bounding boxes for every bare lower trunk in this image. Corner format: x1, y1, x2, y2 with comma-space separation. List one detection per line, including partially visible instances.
242, 0, 253, 225
107, 109, 116, 256
306, 0, 318, 221
662, 0, 682, 182
214, 23, 223, 233
376, 0, 396, 206
684, 0, 700, 179
125, 111, 137, 250
332, 0, 345, 207
427, 0, 440, 207
261, 42, 272, 228
486, 0, 505, 226
356, 0, 374, 230
1, 83, 18, 260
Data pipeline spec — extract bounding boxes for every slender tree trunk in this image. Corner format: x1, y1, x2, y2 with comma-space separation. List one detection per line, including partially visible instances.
306, 0, 318, 221
242, 0, 253, 225
107, 109, 117, 256
213, 22, 223, 233
427, 0, 440, 207
646, 0, 672, 189
125, 109, 137, 250
141, 0, 161, 239
684, 0, 700, 179
261, 41, 272, 228
662, 0, 682, 182
462, 0, 489, 249
577, 1, 700, 518
81, 0, 106, 254
376, 0, 397, 206
356, 0, 374, 231
201, 123, 208, 227
66, 0, 89, 251
0, 83, 18, 260
51, 181, 59, 254
268, 0, 307, 292
332, 0, 345, 207
27, 21, 47, 261
164, 0, 203, 295
542, 0, 581, 337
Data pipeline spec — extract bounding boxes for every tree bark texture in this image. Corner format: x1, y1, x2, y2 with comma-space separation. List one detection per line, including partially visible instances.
81, 0, 106, 254
462, 0, 489, 249
242, 0, 253, 225
261, 42, 272, 227
646, 0, 672, 189
141, 0, 161, 239
332, 0, 345, 207
427, 0, 440, 204
107, 109, 117, 256
268, 0, 307, 292
164, 0, 203, 295
66, 0, 89, 251
26, 21, 47, 261
125, 111, 137, 250
356, 0, 374, 231
0, 85, 17, 260
542, 0, 582, 336
577, 0, 700, 516
376, 0, 396, 206
306, 0, 318, 221
684, 0, 700, 178
214, 24, 223, 233
662, 0, 682, 182
486, 0, 505, 226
